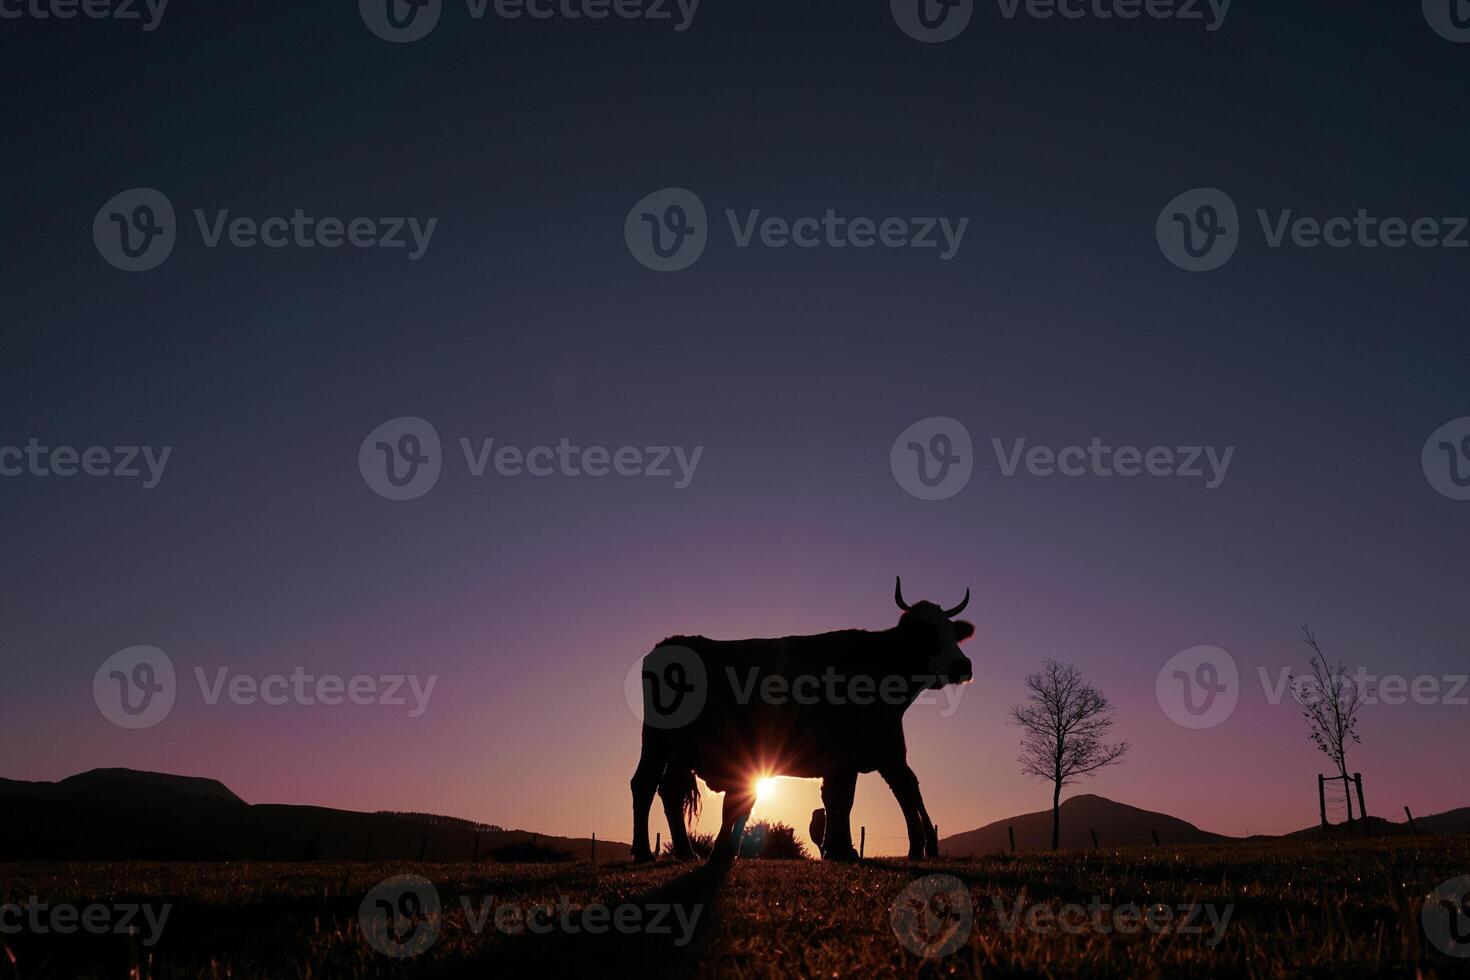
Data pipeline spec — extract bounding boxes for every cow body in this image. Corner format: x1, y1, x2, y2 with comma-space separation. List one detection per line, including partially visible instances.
629, 580, 972, 864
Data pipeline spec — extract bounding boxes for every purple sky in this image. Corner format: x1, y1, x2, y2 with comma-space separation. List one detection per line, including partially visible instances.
2, 3, 1467, 852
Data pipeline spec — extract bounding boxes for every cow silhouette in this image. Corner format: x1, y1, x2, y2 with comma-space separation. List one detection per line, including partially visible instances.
631, 578, 973, 863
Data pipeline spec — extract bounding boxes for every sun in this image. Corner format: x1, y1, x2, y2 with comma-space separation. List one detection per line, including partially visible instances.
755, 777, 777, 801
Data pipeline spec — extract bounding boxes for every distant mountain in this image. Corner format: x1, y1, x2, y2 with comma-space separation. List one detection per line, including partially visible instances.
0, 768, 626, 862
1285, 805, 1470, 838
940, 794, 1227, 855
1414, 806, 1470, 835
941, 794, 1470, 854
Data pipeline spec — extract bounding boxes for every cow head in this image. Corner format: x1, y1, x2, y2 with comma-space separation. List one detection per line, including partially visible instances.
894, 577, 974, 688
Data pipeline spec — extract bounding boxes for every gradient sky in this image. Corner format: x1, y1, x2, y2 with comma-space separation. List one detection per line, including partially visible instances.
2, 3, 1468, 853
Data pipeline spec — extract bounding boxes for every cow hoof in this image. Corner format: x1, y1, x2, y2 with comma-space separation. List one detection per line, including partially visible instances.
823, 847, 859, 862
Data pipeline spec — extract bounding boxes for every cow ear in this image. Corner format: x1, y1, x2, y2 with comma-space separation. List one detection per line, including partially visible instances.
952, 620, 975, 642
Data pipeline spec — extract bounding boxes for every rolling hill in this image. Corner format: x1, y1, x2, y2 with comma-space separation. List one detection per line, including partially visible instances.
940, 794, 1230, 855
0, 768, 626, 862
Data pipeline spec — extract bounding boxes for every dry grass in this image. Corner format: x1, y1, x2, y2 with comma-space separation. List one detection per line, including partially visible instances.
1, 834, 1466, 978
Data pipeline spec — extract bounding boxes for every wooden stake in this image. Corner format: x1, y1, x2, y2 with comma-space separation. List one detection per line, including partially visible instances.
859, 826, 866, 859
1404, 806, 1419, 834
1008, 825, 1016, 853
1354, 773, 1369, 834
1090, 829, 1099, 849
591, 833, 597, 863
1318, 774, 1328, 830
655, 832, 661, 858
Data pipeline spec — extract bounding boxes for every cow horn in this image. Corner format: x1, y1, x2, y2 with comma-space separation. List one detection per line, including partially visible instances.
944, 589, 970, 617
894, 577, 910, 611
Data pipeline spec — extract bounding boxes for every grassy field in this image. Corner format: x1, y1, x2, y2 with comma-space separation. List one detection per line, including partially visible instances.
1, 834, 1467, 978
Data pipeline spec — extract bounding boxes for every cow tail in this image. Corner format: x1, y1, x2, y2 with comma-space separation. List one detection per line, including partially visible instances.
670, 767, 700, 825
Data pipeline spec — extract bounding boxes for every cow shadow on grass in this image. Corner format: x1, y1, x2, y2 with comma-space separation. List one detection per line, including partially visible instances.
442, 859, 731, 979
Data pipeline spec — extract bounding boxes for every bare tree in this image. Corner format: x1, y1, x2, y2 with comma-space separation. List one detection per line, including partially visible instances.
1010, 659, 1129, 850
1294, 626, 1369, 826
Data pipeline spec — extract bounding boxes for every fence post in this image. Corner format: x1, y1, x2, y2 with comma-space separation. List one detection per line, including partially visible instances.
1404, 806, 1419, 834
860, 826, 866, 859
655, 832, 661, 858
591, 833, 597, 863
1090, 829, 1099, 849
1151, 828, 1160, 846
1354, 774, 1369, 835
1318, 774, 1328, 830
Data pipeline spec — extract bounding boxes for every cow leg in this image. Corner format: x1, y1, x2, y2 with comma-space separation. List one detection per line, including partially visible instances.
709, 789, 755, 866
819, 771, 859, 861
657, 767, 697, 861
629, 731, 666, 863
879, 763, 936, 860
